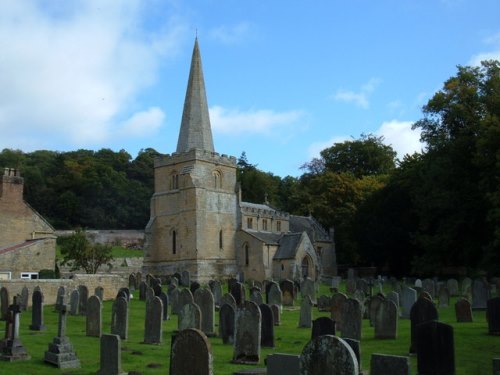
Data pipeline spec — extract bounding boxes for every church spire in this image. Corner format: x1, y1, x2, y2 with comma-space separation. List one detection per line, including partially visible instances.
176, 38, 215, 153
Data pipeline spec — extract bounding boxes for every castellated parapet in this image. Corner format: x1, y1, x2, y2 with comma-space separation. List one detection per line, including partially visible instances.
155, 149, 237, 169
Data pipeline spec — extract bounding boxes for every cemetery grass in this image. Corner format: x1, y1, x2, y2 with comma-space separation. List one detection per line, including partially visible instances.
56, 245, 143, 260
5, 284, 498, 375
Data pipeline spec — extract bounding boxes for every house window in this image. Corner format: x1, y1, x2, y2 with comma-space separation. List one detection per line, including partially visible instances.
219, 230, 223, 249
20, 272, 38, 280
277, 220, 281, 232
172, 230, 177, 254
245, 244, 249, 266
247, 217, 253, 229
262, 219, 268, 231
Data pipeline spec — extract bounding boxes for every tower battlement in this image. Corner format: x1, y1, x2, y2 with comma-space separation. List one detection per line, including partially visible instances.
155, 148, 237, 168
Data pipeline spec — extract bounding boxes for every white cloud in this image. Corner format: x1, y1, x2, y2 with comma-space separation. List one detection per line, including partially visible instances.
376, 120, 424, 159
0, 2, 185, 151
469, 32, 500, 66
210, 106, 305, 135
209, 22, 252, 44
118, 107, 165, 137
333, 78, 381, 109
307, 136, 351, 160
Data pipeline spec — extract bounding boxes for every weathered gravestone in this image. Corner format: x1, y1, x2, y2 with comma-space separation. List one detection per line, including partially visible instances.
19, 286, 29, 311
409, 296, 439, 354
422, 278, 436, 299
271, 304, 281, 326
346, 279, 356, 295
455, 298, 473, 323
116, 287, 130, 302
209, 280, 222, 306
78, 285, 88, 316
0, 286, 8, 321
439, 287, 450, 308
386, 291, 399, 309
159, 291, 169, 320
128, 273, 137, 291
190, 281, 201, 295
86, 295, 102, 337
169, 286, 180, 315
487, 297, 500, 335
0, 297, 30, 361
94, 286, 104, 302
342, 297, 362, 341
144, 296, 163, 344
259, 304, 274, 347
330, 292, 348, 331
447, 278, 459, 296
56, 286, 65, 306
472, 278, 490, 309
416, 321, 455, 375
69, 289, 79, 315
250, 289, 264, 305
181, 270, 190, 287
267, 353, 300, 375
44, 302, 80, 368
374, 299, 398, 339
170, 328, 213, 375
178, 288, 194, 310
221, 292, 237, 309
153, 283, 162, 297
178, 301, 201, 331
29, 289, 45, 331
343, 338, 361, 375
370, 353, 410, 375
300, 335, 358, 375
311, 317, 336, 339
97, 334, 126, 375
231, 282, 246, 306
280, 279, 295, 306
317, 295, 331, 312
462, 277, 472, 296
219, 303, 235, 344
232, 301, 261, 364
194, 288, 215, 336
111, 296, 128, 340
299, 295, 313, 328
400, 286, 417, 320
268, 283, 283, 307
145, 286, 155, 304
369, 294, 385, 327
301, 278, 316, 304
139, 281, 147, 301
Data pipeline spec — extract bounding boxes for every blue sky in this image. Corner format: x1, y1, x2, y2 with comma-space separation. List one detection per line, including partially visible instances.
1, 1, 499, 177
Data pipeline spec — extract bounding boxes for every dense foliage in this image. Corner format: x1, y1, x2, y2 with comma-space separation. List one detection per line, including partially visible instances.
2, 61, 498, 276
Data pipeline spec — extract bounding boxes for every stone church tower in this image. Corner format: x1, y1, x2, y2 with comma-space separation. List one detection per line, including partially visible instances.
143, 39, 239, 282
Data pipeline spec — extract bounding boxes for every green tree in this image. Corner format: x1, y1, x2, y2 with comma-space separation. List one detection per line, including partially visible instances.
59, 229, 113, 274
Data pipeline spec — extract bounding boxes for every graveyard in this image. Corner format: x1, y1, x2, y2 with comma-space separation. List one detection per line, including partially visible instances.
0, 277, 498, 374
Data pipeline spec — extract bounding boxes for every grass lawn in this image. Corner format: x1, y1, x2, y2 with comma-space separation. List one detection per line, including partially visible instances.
56, 246, 143, 261
3, 282, 499, 374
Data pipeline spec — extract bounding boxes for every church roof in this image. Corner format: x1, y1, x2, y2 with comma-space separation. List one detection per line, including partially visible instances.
289, 215, 332, 242
176, 38, 215, 153
274, 232, 304, 260
241, 230, 281, 245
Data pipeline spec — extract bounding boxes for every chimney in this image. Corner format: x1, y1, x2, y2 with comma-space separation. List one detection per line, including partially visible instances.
0, 168, 24, 202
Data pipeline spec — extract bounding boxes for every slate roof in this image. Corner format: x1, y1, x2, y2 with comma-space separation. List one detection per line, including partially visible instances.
0, 239, 44, 255
289, 215, 331, 242
274, 233, 304, 260
241, 230, 281, 245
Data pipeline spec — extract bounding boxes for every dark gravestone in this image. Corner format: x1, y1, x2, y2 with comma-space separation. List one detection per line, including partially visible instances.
342, 298, 362, 341
78, 285, 89, 316
374, 299, 398, 339
0, 287, 8, 321
271, 304, 281, 326
56, 286, 65, 307
259, 304, 274, 348
455, 299, 473, 323
330, 292, 348, 331
209, 280, 222, 306
301, 278, 316, 304
128, 273, 137, 291
311, 317, 336, 339
29, 289, 46, 331
44, 303, 80, 368
231, 282, 246, 306
472, 278, 490, 309
190, 281, 201, 295
111, 296, 128, 340
438, 287, 450, 308
268, 283, 283, 306
369, 294, 385, 327
170, 328, 213, 375
267, 353, 300, 375
69, 289, 79, 315
447, 279, 459, 296
300, 335, 358, 375
250, 290, 264, 305
173, 272, 182, 285
232, 301, 261, 364
95, 286, 104, 302
86, 295, 102, 337
178, 288, 194, 310
0, 297, 30, 361
178, 302, 201, 331
400, 286, 417, 319
19, 286, 29, 311
487, 297, 500, 335
228, 277, 238, 293
409, 296, 438, 354
370, 353, 410, 375
317, 295, 331, 312
159, 291, 169, 320
116, 287, 130, 302
422, 278, 436, 299
221, 293, 237, 309
139, 281, 148, 301
144, 296, 163, 344
280, 279, 295, 306
343, 338, 361, 375
181, 270, 190, 287
416, 321, 455, 375
153, 283, 162, 297
145, 286, 155, 304
219, 303, 235, 344
169, 286, 180, 315
194, 288, 215, 336
97, 334, 126, 375
299, 295, 313, 328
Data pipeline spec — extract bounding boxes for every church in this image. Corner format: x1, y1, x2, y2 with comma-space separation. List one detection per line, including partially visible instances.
143, 39, 336, 283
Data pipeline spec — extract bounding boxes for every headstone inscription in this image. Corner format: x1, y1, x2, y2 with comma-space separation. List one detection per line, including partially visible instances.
170, 328, 213, 375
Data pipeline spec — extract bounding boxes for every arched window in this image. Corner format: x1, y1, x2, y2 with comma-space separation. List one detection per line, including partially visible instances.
245, 244, 249, 266
213, 169, 223, 189
172, 230, 177, 254
301, 256, 310, 278
219, 229, 223, 249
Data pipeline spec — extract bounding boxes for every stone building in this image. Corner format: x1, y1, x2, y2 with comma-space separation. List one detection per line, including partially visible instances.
0, 168, 56, 279
143, 39, 336, 283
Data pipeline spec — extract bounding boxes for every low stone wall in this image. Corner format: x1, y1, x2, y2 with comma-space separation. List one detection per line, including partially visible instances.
55, 229, 145, 248
0, 273, 127, 307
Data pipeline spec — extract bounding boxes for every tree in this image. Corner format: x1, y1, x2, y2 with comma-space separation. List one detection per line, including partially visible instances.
59, 229, 113, 274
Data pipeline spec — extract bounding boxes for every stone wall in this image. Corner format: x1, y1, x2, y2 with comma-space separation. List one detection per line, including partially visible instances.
0, 238, 56, 278
0, 273, 127, 307
55, 230, 145, 248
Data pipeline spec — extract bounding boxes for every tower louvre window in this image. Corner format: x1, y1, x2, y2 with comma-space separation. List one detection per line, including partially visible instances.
172, 230, 177, 254
245, 244, 249, 266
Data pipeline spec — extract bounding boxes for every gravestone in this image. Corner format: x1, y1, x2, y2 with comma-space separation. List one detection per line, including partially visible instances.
86, 295, 102, 337
145, 286, 155, 304
416, 321, 455, 375
78, 285, 89, 316
439, 287, 450, 308
487, 297, 500, 335
69, 289, 79, 315
271, 304, 281, 326
454, 298, 473, 323
181, 270, 190, 287
153, 283, 162, 297
111, 296, 128, 340
56, 286, 65, 306
346, 278, 356, 295
369, 294, 385, 327
97, 334, 126, 375
317, 295, 331, 312
343, 338, 361, 374
472, 278, 490, 309
250, 289, 264, 305
169, 286, 180, 315
128, 273, 137, 291
280, 279, 295, 306
221, 292, 237, 309
0, 287, 8, 321
415, 279, 422, 288
422, 278, 435, 299
259, 304, 274, 347
400, 286, 417, 319
311, 317, 336, 339
29, 289, 45, 331
386, 291, 399, 309
170, 328, 213, 375
342, 297, 362, 340
144, 296, 163, 344
330, 292, 348, 331
44, 302, 80, 368
19, 286, 29, 311
178, 301, 201, 331
139, 281, 147, 301
159, 291, 169, 320
178, 288, 194, 310
136, 271, 142, 285
301, 278, 316, 304
231, 282, 246, 306
173, 272, 181, 286
267, 353, 300, 375
228, 277, 238, 293
268, 283, 283, 307
219, 303, 235, 344
447, 278, 459, 296
95, 286, 104, 302
299, 295, 313, 328
117, 287, 130, 302
409, 296, 439, 354
462, 277, 472, 295
374, 299, 398, 339
0, 297, 30, 361
194, 288, 215, 336
300, 334, 358, 375
190, 281, 201, 295
370, 353, 410, 375
232, 301, 261, 364
210, 280, 222, 306
356, 279, 369, 296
